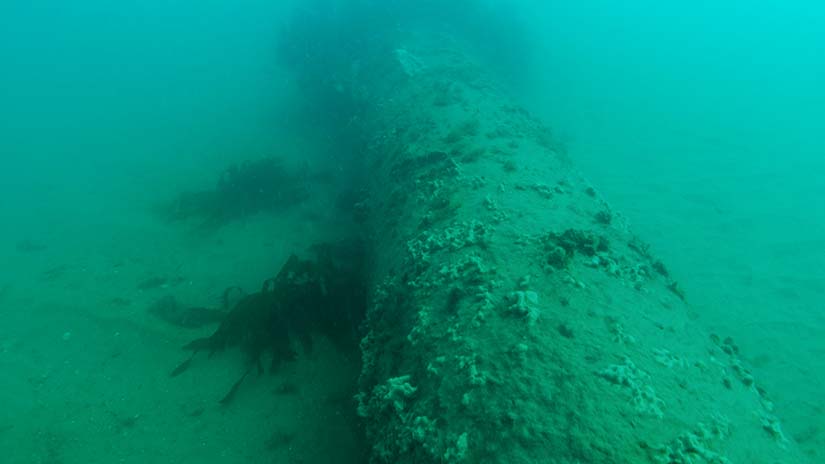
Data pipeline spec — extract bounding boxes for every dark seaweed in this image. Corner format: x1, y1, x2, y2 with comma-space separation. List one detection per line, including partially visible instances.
169, 242, 367, 404
147, 295, 226, 329
161, 157, 311, 228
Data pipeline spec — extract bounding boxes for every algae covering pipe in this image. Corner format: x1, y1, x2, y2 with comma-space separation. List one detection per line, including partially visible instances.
277, 16, 810, 464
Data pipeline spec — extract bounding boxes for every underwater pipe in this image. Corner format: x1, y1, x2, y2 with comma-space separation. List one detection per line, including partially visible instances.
282, 26, 809, 464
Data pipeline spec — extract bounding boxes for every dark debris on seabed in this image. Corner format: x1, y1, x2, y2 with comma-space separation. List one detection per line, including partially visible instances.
167, 241, 368, 405
159, 156, 313, 229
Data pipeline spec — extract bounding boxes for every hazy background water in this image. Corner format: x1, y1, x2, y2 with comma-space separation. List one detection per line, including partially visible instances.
0, 0, 299, 224
1, 0, 822, 455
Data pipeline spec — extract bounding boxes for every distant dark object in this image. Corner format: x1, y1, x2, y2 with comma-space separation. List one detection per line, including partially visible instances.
557, 323, 575, 339
137, 277, 167, 291
593, 210, 612, 225
667, 280, 687, 302
652, 260, 670, 278
266, 428, 295, 450
41, 265, 68, 282
162, 157, 311, 228
137, 276, 187, 291
109, 297, 132, 307
147, 295, 228, 329
273, 382, 299, 396
169, 241, 367, 405
16, 239, 47, 253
